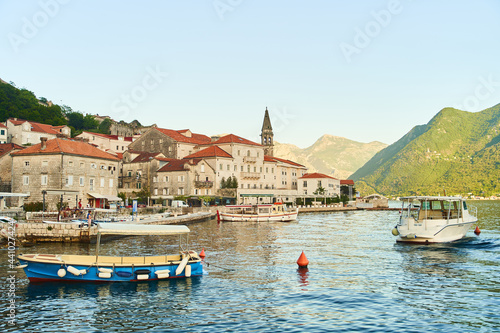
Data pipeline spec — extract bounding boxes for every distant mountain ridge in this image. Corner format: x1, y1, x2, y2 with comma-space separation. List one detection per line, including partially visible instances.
351, 104, 500, 196
274, 135, 388, 179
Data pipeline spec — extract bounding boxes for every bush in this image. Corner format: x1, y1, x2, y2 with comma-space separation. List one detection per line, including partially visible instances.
24, 201, 44, 212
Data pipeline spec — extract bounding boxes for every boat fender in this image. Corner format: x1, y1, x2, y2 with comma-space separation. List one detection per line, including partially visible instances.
67, 265, 82, 276
155, 269, 170, 279
98, 272, 112, 279
57, 268, 67, 277
176, 256, 189, 275
116, 271, 133, 278
80, 269, 87, 275
98, 268, 114, 274
185, 264, 191, 277
392, 228, 399, 236
137, 274, 149, 280
134, 269, 150, 275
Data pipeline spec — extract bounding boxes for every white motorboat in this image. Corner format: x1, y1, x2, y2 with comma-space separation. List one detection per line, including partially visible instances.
392, 196, 478, 243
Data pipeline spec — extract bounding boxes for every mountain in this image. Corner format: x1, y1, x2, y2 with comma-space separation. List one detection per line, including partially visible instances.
350, 104, 500, 196
274, 135, 388, 179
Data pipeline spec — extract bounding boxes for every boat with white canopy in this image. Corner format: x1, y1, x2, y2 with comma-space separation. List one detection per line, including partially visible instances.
17, 223, 203, 282
392, 196, 478, 243
217, 203, 298, 222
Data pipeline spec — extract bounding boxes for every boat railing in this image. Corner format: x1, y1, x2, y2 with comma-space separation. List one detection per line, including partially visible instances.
468, 205, 477, 219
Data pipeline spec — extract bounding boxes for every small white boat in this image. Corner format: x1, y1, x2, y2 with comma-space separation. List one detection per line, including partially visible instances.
217, 203, 298, 222
392, 196, 478, 243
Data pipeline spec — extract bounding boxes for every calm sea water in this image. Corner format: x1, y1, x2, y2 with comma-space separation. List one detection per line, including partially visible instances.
1, 201, 499, 332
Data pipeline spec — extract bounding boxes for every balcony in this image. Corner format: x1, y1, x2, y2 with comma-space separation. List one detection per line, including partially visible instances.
241, 172, 261, 180
243, 156, 257, 163
195, 180, 214, 188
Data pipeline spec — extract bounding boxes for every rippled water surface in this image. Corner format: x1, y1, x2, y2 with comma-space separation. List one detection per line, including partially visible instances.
1, 201, 499, 332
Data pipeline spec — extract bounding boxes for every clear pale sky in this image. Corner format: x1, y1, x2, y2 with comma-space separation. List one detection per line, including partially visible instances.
1, 1, 499, 148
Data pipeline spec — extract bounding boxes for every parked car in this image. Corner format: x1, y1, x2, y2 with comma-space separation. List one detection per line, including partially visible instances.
171, 200, 189, 208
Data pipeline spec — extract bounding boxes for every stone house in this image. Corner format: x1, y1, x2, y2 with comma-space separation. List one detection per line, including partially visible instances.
6, 118, 70, 145
298, 173, 341, 197
0, 123, 8, 143
127, 127, 212, 159
0, 143, 24, 191
76, 131, 134, 154
11, 137, 120, 209
153, 158, 217, 205
119, 151, 171, 194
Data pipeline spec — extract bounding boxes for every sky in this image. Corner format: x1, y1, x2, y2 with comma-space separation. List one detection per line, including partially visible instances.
1, 1, 500, 148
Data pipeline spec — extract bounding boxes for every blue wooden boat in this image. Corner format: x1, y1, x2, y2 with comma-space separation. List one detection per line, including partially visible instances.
17, 223, 203, 283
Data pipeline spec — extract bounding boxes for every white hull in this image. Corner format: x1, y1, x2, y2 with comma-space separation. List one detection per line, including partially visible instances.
396, 219, 476, 243
218, 211, 298, 222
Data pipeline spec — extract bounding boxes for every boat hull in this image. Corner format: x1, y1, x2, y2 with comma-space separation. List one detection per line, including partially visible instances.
218, 211, 298, 222
396, 220, 476, 243
18, 254, 203, 283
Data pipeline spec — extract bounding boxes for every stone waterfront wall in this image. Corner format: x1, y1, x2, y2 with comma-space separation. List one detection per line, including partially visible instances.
14, 223, 97, 243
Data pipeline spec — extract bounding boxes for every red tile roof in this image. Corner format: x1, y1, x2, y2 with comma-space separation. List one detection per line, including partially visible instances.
299, 172, 338, 180
0, 143, 24, 158
157, 159, 202, 172
130, 152, 164, 163
11, 138, 120, 161
340, 179, 355, 185
184, 146, 232, 159
264, 155, 305, 168
154, 128, 211, 145
0, 123, 6, 128
81, 131, 133, 142
211, 134, 262, 146
7, 118, 64, 135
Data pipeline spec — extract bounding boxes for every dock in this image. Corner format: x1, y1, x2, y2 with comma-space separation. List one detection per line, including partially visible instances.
11, 212, 215, 244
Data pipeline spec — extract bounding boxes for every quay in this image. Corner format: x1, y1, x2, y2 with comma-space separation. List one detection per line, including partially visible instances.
11, 212, 215, 244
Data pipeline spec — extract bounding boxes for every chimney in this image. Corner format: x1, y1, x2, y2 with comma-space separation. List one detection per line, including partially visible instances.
40, 137, 48, 150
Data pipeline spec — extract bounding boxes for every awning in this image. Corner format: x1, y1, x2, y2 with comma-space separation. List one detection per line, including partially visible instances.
87, 193, 123, 201
98, 223, 190, 235
240, 194, 274, 197
87, 192, 107, 199
103, 195, 123, 202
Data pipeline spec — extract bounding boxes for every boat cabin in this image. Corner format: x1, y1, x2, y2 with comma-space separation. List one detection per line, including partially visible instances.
400, 196, 470, 222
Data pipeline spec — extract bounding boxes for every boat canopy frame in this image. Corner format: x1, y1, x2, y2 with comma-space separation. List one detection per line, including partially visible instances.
95, 223, 190, 263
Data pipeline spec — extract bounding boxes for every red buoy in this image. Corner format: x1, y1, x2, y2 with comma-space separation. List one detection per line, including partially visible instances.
297, 251, 309, 268
199, 248, 206, 258
474, 226, 481, 235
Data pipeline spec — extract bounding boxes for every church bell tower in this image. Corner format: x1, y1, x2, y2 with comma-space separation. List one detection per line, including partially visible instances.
261, 107, 274, 156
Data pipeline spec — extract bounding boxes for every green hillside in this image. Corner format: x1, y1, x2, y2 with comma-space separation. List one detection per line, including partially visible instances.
351, 104, 500, 196
0, 80, 67, 125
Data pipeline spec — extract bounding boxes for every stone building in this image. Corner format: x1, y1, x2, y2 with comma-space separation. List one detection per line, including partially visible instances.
119, 151, 171, 197
0, 143, 24, 192
11, 137, 120, 209
0, 123, 8, 144
127, 127, 212, 159
298, 173, 341, 197
75, 131, 134, 154
6, 118, 70, 145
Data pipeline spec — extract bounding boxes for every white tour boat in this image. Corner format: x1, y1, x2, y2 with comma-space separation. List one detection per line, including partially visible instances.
392, 196, 478, 243
217, 203, 298, 222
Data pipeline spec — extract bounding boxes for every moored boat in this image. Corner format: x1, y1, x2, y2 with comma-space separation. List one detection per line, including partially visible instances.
392, 196, 478, 243
17, 223, 203, 282
217, 203, 298, 222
